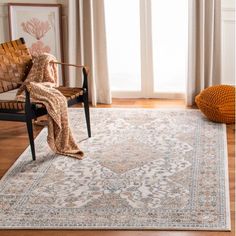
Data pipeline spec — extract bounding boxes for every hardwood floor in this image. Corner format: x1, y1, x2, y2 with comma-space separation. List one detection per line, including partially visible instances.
0, 99, 235, 236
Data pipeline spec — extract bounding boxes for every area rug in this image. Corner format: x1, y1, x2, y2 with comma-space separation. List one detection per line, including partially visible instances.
0, 108, 230, 230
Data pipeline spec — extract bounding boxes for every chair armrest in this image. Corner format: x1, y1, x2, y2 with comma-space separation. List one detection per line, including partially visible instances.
50, 61, 89, 75
50, 61, 89, 90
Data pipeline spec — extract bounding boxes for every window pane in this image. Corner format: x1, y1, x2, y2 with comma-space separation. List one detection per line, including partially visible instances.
151, 0, 188, 93
105, 0, 141, 91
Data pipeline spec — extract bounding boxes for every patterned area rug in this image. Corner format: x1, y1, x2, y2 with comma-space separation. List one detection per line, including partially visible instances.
0, 108, 230, 230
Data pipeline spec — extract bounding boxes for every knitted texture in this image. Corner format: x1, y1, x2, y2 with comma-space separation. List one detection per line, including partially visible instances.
17, 53, 84, 159
195, 85, 235, 124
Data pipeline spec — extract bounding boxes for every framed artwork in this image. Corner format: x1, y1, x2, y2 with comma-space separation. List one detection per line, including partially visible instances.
8, 3, 65, 85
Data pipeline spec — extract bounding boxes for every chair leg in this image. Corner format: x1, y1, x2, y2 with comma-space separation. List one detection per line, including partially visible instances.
83, 93, 91, 138
26, 118, 36, 161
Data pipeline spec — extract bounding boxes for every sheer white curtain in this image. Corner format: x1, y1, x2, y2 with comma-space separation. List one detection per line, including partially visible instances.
187, 0, 222, 106
67, 0, 111, 106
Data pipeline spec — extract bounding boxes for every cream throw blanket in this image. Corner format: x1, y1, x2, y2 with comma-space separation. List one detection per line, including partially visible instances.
17, 53, 84, 159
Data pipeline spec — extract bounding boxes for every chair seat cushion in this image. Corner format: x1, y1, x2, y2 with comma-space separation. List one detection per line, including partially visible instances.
56, 87, 83, 100
0, 100, 27, 110
195, 85, 235, 124
0, 87, 84, 111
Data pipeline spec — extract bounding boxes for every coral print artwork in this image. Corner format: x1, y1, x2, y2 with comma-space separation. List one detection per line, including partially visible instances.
21, 18, 51, 40
21, 17, 52, 55
9, 5, 62, 60
14, 11, 59, 57
9, 4, 64, 84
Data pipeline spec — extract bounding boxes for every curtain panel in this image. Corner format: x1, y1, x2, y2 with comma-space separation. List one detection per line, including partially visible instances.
67, 0, 111, 106
187, 0, 222, 106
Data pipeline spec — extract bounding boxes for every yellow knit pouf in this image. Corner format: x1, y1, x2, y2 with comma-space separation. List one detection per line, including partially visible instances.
195, 85, 235, 124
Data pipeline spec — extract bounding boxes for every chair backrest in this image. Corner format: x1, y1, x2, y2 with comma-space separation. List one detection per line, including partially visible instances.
0, 38, 32, 93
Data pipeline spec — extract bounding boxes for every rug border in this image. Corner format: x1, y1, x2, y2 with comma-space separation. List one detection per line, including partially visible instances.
0, 226, 231, 231
222, 124, 231, 231
0, 108, 232, 231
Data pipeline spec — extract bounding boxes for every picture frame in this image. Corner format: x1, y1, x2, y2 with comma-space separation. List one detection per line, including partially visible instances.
8, 3, 65, 85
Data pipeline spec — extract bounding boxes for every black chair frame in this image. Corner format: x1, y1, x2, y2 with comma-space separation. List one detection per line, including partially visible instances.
0, 66, 91, 161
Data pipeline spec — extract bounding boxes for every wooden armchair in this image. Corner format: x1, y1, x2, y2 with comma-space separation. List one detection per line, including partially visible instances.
0, 38, 91, 161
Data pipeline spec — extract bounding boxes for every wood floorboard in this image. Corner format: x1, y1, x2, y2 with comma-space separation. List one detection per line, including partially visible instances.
0, 99, 234, 236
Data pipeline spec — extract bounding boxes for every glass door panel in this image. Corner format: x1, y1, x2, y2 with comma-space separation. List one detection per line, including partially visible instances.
105, 0, 141, 91
151, 0, 188, 93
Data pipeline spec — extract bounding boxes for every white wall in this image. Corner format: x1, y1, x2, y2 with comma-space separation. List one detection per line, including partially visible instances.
221, 0, 235, 85
0, 0, 235, 85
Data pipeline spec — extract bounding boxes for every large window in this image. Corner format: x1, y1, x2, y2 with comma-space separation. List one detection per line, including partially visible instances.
105, 0, 188, 98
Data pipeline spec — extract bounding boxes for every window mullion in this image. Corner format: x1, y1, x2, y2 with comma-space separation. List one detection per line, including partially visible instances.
140, 0, 154, 98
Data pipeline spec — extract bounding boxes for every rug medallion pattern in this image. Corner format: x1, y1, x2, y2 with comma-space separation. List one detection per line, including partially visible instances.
0, 109, 230, 230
